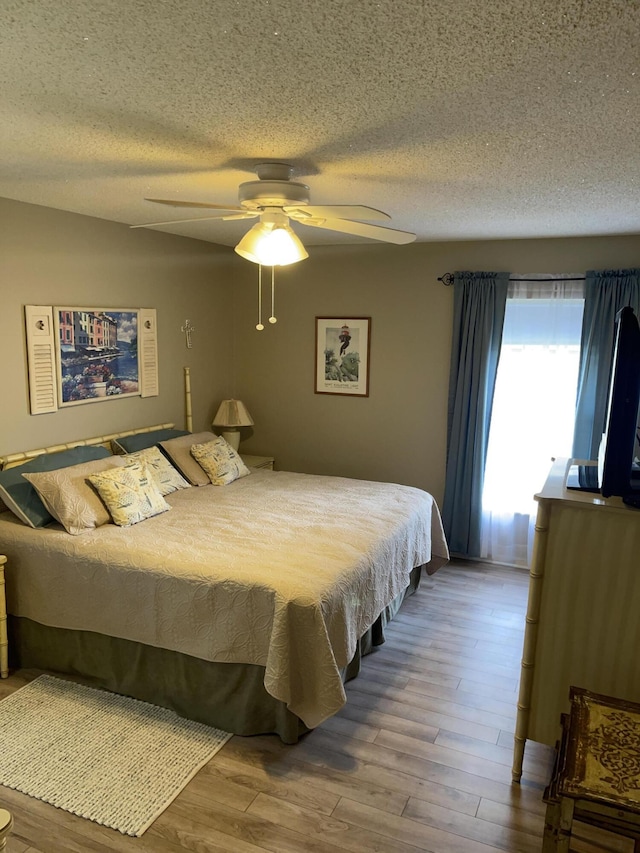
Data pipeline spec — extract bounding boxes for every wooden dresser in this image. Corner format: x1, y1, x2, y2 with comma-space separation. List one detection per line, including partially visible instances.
512, 458, 640, 781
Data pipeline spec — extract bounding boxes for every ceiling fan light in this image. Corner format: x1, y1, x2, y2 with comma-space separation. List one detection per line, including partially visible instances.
234, 223, 269, 263
235, 221, 308, 266
257, 226, 308, 266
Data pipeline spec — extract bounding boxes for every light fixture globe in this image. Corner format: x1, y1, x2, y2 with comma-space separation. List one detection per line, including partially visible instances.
234, 210, 308, 266
234, 223, 270, 264
257, 226, 308, 266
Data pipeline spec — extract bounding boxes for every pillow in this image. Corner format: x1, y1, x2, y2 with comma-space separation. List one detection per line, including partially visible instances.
22, 456, 127, 535
88, 462, 170, 527
0, 445, 112, 528
159, 431, 219, 486
112, 428, 190, 454
124, 446, 190, 495
190, 436, 251, 486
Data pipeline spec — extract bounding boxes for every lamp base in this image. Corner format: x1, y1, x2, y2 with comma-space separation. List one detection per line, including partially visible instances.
219, 429, 240, 452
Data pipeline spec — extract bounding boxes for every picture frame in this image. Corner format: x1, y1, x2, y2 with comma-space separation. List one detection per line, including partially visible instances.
315, 317, 371, 396
54, 307, 141, 407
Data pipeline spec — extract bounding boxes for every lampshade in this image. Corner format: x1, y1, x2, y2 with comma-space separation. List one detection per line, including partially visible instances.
212, 399, 254, 451
235, 211, 308, 266
213, 399, 254, 428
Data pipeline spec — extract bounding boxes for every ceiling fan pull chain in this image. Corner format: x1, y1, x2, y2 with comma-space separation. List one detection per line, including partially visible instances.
269, 266, 277, 324
256, 265, 264, 330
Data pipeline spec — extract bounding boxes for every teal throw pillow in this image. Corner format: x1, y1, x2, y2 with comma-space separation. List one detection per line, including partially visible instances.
112, 428, 190, 454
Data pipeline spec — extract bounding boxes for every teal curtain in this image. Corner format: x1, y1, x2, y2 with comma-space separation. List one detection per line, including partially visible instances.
442, 271, 509, 557
572, 269, 640, 461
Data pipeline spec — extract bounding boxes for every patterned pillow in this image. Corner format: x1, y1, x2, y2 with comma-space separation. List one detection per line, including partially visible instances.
22, 456, 126, 535
88, 462, 170, 527
124, 446, 190, 495
190, 437, 251, 486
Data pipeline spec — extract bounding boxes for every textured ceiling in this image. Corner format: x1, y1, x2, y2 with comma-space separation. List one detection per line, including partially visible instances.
1, 0, 639, 248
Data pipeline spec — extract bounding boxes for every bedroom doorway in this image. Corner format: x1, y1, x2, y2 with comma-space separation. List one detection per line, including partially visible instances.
480, 277, 585, 567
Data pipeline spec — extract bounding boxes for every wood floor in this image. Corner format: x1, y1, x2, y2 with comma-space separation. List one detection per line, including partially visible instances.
0, 559, 634, 852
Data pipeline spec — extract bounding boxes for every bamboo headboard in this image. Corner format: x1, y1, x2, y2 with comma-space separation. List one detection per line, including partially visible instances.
0, 423, 175, 471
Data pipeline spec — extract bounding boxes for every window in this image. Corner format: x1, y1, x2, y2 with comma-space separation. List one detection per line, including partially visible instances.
481, 278, 584, 566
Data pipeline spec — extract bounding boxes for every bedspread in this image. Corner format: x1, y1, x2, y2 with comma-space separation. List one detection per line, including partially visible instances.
0, 469, 448, 727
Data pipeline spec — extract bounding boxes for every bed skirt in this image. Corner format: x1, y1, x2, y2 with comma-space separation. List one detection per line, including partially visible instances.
8, 565, 423, 743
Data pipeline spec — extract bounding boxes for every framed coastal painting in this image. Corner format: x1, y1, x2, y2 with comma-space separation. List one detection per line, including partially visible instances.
315, 317, 371, 396
54, 307, 140, 406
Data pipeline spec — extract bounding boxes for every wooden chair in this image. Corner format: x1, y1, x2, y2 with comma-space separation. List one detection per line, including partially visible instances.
0, 809, 12, 851
543, 687, 640, 851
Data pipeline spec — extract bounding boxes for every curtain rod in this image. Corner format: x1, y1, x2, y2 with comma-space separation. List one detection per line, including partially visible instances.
438, 272, 586, 286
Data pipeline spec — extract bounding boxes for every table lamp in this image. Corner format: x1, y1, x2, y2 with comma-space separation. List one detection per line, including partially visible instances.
212, 399, 254, 451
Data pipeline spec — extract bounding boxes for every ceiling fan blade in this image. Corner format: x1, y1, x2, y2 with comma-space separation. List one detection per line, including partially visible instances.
220, 212, 259, 221
301, 218, 416, 245
130, 214, 243, 229
287, 204, 391, 221
144, 198, 245, 211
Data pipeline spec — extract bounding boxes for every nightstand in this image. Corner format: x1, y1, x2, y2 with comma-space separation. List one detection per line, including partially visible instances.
0, 555, 7, 678
241, 454, 275, 471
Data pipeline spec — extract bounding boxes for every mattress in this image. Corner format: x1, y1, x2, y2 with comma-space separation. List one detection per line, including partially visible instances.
0, 468, 448, 727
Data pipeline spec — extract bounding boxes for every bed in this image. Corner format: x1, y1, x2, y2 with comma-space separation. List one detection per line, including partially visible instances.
0, 423, 448, 742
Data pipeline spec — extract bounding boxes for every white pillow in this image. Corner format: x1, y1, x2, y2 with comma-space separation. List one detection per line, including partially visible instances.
22, 456, 126, 535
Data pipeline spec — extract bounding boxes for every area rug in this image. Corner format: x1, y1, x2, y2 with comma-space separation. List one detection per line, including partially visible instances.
0, 674, 232, 836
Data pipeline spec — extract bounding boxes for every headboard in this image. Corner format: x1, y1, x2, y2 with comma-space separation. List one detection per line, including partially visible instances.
0, 423, 175, 471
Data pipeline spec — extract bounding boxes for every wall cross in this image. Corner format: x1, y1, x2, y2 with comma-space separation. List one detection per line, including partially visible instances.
181, 319, 196, 349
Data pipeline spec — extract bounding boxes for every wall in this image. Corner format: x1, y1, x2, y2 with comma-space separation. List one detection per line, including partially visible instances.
2, 195, 638, 508
0, 198, 236, 456
233, 235, 640, 506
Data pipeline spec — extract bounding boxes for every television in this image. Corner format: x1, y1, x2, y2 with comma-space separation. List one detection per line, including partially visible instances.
597, 306, 640, 503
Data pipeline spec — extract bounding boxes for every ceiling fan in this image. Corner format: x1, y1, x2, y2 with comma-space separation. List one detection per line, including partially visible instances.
131, 163, 416, 265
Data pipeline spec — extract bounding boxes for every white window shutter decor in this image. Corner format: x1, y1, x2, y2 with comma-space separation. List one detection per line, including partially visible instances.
25, 305, 58, 414
139, 308, 159, 397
